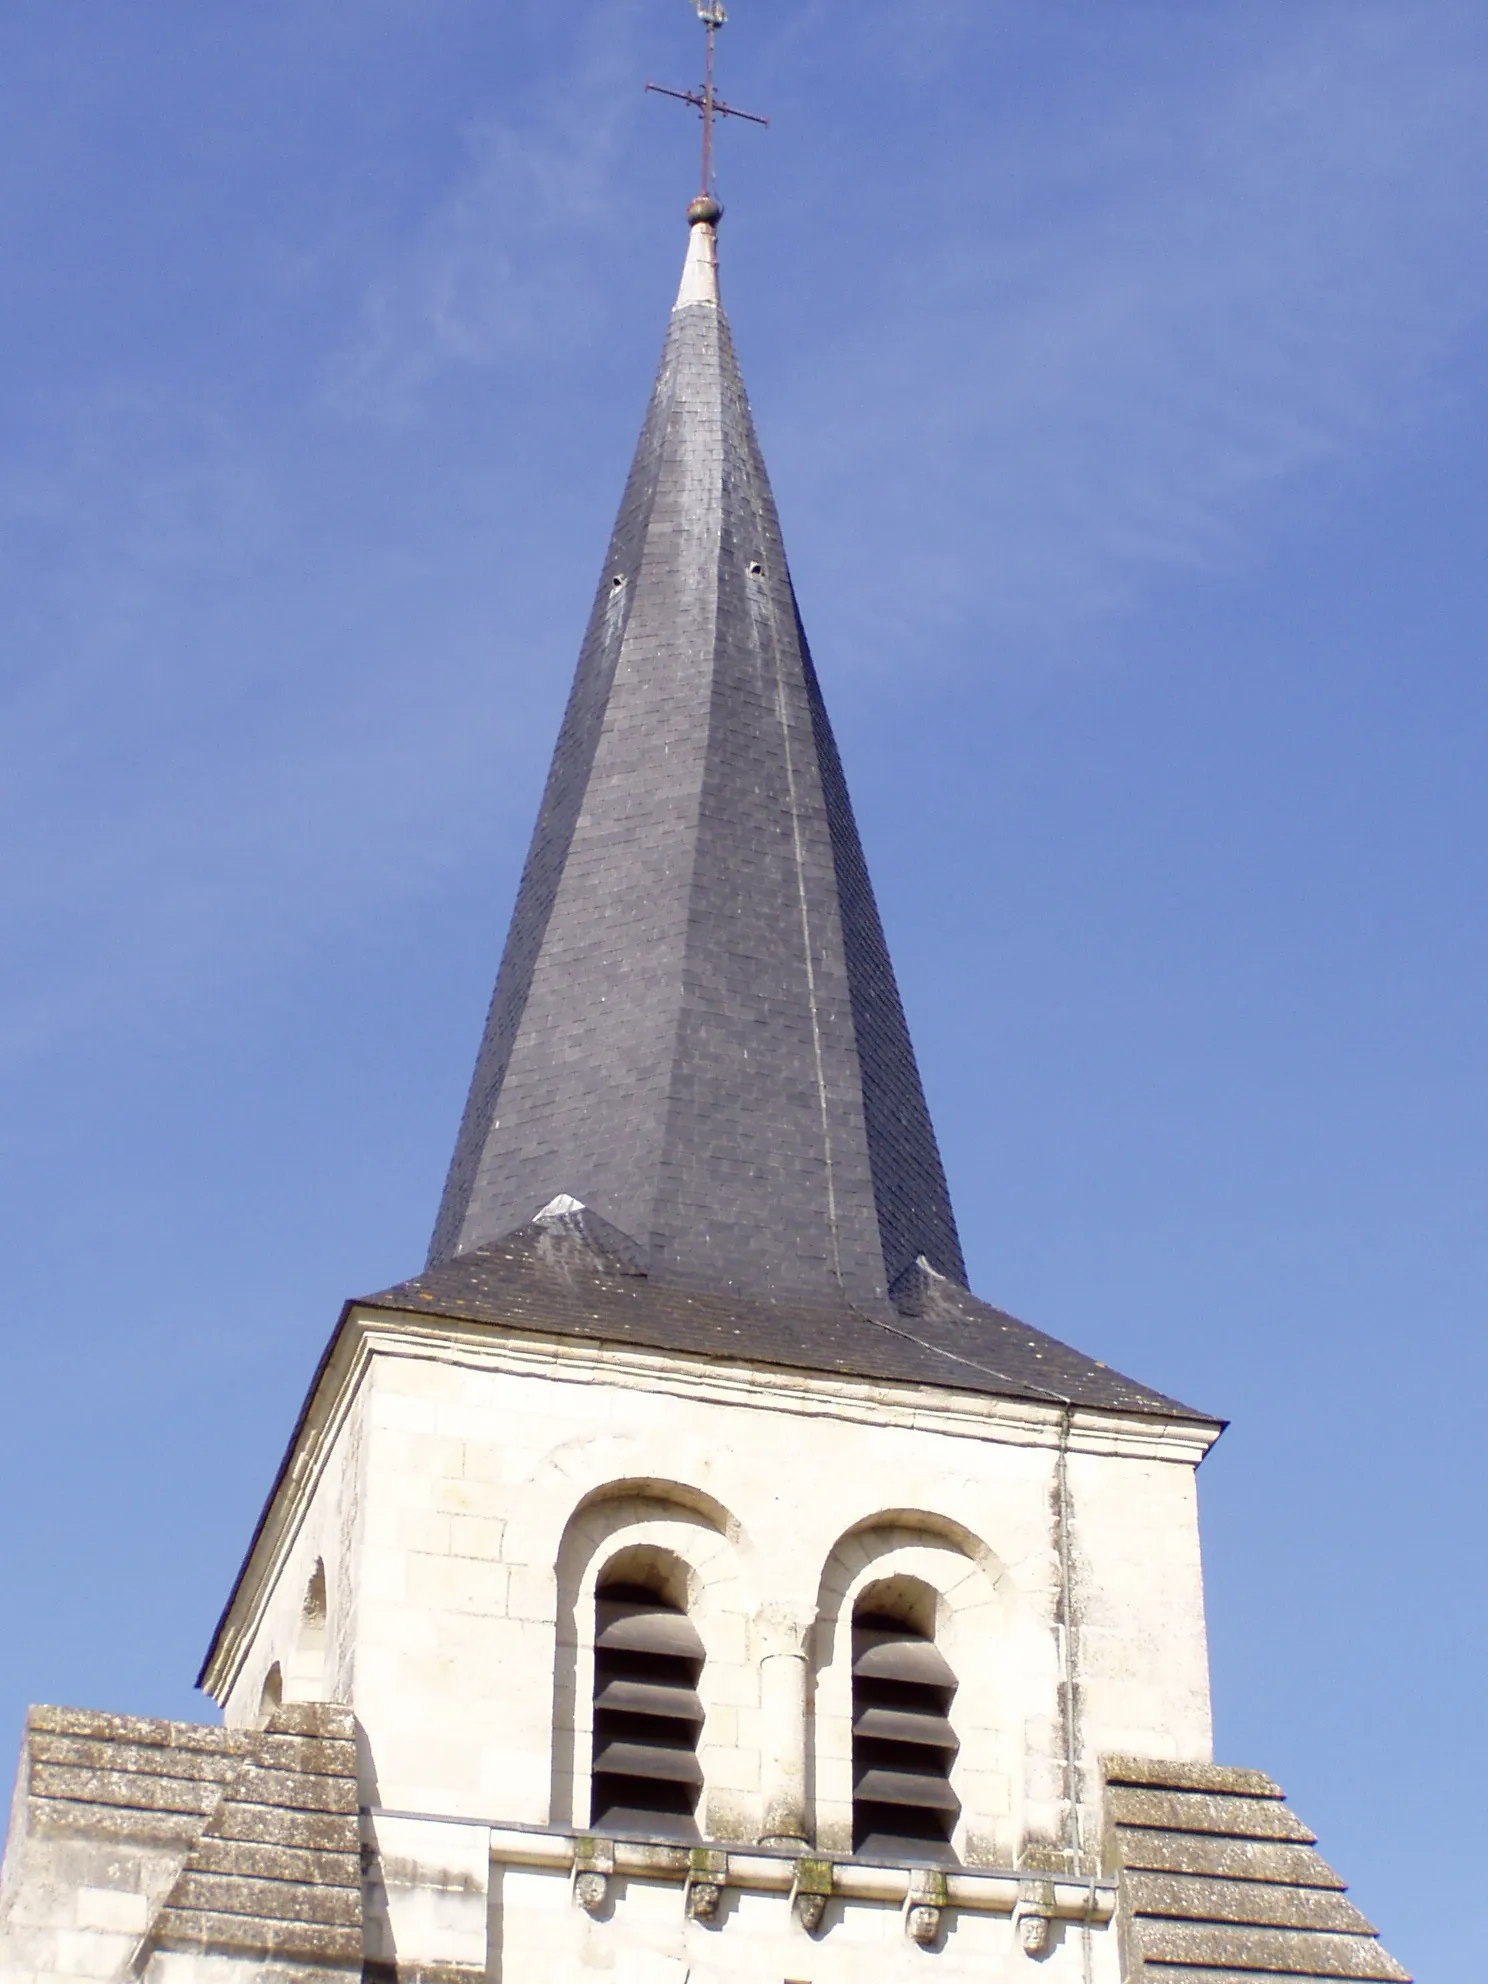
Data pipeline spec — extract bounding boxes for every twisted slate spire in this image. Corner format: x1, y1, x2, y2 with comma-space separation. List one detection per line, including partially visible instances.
429, 210, 965, 1312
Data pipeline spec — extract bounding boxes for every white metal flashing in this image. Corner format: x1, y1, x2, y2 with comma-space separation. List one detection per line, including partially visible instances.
675, 219, 719, 307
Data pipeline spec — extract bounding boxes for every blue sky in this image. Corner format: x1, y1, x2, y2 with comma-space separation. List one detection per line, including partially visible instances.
2, 3, 1484, 1973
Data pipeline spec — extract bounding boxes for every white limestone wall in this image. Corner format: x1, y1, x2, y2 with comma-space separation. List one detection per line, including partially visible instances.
212, 1312, 1215, 1873
359, 1813, 1126, 1984
1068, 1443, 1212, 1768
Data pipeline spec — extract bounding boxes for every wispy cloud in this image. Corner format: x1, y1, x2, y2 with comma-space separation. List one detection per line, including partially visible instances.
768, 1, 1488, 659
0, 3, 663, 1067
0, 382, 553, 1067
4, 0, 1486, 1066
327, 2, 647, 417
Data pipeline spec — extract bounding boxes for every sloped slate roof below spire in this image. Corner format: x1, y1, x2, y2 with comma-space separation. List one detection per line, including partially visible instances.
368, 1201, 1212, 1421
428, 219, 963, 1314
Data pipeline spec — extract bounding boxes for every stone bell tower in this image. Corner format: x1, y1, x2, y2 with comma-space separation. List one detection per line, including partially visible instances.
0, 192, 1408, 1984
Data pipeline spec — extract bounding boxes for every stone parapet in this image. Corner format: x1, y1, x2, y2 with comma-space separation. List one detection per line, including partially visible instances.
0, 1702, 361, 1984
1104, 1756, 1410, 1982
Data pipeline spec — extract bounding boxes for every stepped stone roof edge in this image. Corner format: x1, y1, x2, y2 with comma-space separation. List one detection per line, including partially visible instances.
1104, 1755, 1412, 1982
0, 1701, 363, 1978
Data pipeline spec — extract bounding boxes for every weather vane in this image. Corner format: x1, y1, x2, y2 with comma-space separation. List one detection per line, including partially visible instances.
646, 1, 768, 210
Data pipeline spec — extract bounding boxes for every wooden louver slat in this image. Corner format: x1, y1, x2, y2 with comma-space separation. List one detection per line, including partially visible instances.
593, 1676, 705, 1722
595, 1601, 705, 1660
852, 1704, 958, 1748
852, 1766, 962, 1812
591, 1584, 704, 1841
852, 1630, 957, 1688
591, 1739, 705, 1785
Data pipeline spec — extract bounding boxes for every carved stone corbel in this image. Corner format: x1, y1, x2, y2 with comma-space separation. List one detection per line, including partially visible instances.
571, 1837, 614, 1915
1013, 1878, 1056, 1956
904, 1867, 947, 1945
685, 1846, 728, 1920
789, 1857, 833, 1934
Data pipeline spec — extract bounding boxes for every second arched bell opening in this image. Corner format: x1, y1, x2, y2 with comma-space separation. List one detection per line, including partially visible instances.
850, 1605, 961, 1863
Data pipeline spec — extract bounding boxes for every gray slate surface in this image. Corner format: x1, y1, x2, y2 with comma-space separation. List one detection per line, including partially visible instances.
369, 1201, 1211, 1420
1105, 1756, 1409, 1981
429, 231, 963, 1313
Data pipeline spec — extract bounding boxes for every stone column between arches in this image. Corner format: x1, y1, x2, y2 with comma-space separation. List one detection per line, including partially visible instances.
755, 1606, 816, 1848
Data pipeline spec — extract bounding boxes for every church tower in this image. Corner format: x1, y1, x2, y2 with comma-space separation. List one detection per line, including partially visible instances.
0, 118, 1409, 1984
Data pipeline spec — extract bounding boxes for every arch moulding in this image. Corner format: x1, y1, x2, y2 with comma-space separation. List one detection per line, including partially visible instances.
811, 1510, 1026, 1867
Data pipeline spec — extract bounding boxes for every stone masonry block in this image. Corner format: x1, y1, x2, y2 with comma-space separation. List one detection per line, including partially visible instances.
449, 1516, 510, 1564
369, 1392, 440, 1434
404, 1554, 510, 1617
153, 1905, 362, 1963
75, 1887, 150, 1934
397, 1512, 454, 1556
704, 1746, 760, 1793
502, 1565, 555, 1623
186, 1838, 359, 1887
168, 1872, 359, 1928
229, 1767, 357, 1816
431, 1475, 509, 1520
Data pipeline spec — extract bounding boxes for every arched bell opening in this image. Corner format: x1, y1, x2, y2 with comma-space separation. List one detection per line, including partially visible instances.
850, 1580, 960, 1863
590, 1579, 705, 1841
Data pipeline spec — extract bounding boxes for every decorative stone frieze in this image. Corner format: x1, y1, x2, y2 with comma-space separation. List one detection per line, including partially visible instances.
1014, 1879, 1056, 1956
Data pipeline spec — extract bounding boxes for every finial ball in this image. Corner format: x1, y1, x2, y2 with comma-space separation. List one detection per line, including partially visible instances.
688, 193, 723, 226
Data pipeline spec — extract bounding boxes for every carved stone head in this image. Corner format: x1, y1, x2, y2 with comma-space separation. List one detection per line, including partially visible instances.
574, 1870, 609, 1915
1017, 1910, 1052, 1955
686, 1880, 722, 1921
906, 1903, 941, 1946
795, 1891, 827, 1934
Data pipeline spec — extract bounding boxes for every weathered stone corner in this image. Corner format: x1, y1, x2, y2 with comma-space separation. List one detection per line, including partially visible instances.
0, 1700, 362, 1984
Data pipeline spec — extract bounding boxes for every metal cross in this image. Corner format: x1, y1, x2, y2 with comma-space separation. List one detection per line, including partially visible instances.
646, 2, 768, 202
